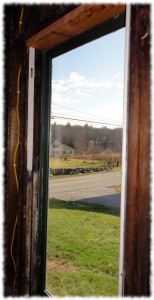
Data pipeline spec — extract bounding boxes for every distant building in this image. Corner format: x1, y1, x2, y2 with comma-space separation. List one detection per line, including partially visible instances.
50, 140, 75, 157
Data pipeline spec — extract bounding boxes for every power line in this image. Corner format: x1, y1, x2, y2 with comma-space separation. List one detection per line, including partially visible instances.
51, 115, 123, 127
51, 111, 122, 126
51, 102, 122, 125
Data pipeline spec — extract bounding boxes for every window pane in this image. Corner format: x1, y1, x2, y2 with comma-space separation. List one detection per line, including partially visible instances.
46, 28, 125, 297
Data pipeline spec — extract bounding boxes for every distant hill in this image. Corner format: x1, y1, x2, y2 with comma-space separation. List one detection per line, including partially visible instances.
51, 122, 122, 154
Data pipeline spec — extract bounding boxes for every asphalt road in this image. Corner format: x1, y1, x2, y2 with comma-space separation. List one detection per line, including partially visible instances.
49, 171, 121, 208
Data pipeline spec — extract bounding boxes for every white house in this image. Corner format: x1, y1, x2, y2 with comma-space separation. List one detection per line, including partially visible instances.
50, 140, 75, 157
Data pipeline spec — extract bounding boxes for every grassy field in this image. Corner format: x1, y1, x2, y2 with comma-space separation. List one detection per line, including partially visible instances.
50, 157, 120, 169
46, 199, 120, 297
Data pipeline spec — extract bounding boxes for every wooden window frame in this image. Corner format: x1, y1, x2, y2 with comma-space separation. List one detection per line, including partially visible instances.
34, 9, 127, 296
29, 4, 151, 296
4, 3, 150, 297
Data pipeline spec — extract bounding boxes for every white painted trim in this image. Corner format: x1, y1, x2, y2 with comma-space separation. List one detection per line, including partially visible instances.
27, 47, 35, 172
118, 4, 131, 296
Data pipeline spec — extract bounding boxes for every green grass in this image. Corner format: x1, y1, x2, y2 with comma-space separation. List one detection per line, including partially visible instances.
46, 199, 120, 297
50, 158, 113, 169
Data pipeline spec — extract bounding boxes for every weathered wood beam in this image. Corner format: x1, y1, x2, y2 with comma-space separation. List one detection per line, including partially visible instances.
124, 4, 150, 296
27, 4, 125, 50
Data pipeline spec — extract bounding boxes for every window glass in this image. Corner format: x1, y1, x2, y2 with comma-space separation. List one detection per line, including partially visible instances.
46, 28, 125, 297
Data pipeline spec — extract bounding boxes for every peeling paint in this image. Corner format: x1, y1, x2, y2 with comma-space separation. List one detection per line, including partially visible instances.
32, 171, 39, 235
30, 171, 40, 293
25, 180, 32, 291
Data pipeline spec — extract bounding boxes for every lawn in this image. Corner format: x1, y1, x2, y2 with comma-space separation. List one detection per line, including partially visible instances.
46, 199, 120, 297
49, 157, 113, 169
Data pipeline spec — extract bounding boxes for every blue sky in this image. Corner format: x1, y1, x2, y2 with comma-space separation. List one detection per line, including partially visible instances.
51, 28, 125, 128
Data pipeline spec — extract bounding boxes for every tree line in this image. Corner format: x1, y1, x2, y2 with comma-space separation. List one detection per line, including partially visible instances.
51, 122, 122, 155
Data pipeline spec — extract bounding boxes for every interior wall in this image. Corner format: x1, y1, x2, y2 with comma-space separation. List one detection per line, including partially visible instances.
4, 6, 29, 295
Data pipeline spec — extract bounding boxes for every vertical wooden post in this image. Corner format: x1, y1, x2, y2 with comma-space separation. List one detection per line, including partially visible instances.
4, 6, 26, 294
124, 5, 150, 296
30, 49, 42, 295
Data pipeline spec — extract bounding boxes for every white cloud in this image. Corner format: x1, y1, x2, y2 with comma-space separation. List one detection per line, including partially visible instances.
52, 84, 68, 93
52, 71, 123, 106
112, 72, 121, 79
68, 71, 85, 82
52, 92, 80, 105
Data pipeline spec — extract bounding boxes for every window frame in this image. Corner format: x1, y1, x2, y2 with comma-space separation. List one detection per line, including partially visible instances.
36, 10, 127, 296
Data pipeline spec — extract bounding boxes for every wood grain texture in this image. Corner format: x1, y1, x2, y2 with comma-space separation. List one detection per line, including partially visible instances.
124, 5, 150, 296
16, 4, 78, 43
4, 6, 34, 295
4, 6, 23, 294
27, 4, 125, 50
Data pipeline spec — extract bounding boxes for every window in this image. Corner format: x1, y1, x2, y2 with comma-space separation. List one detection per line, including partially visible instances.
46, 27, 126, 297
36, 5, 129, 297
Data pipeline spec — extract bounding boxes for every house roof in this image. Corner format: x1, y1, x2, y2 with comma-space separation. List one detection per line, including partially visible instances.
51, 140, 74, 150
51, 139, 61, 144
61, 144, 74, 151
